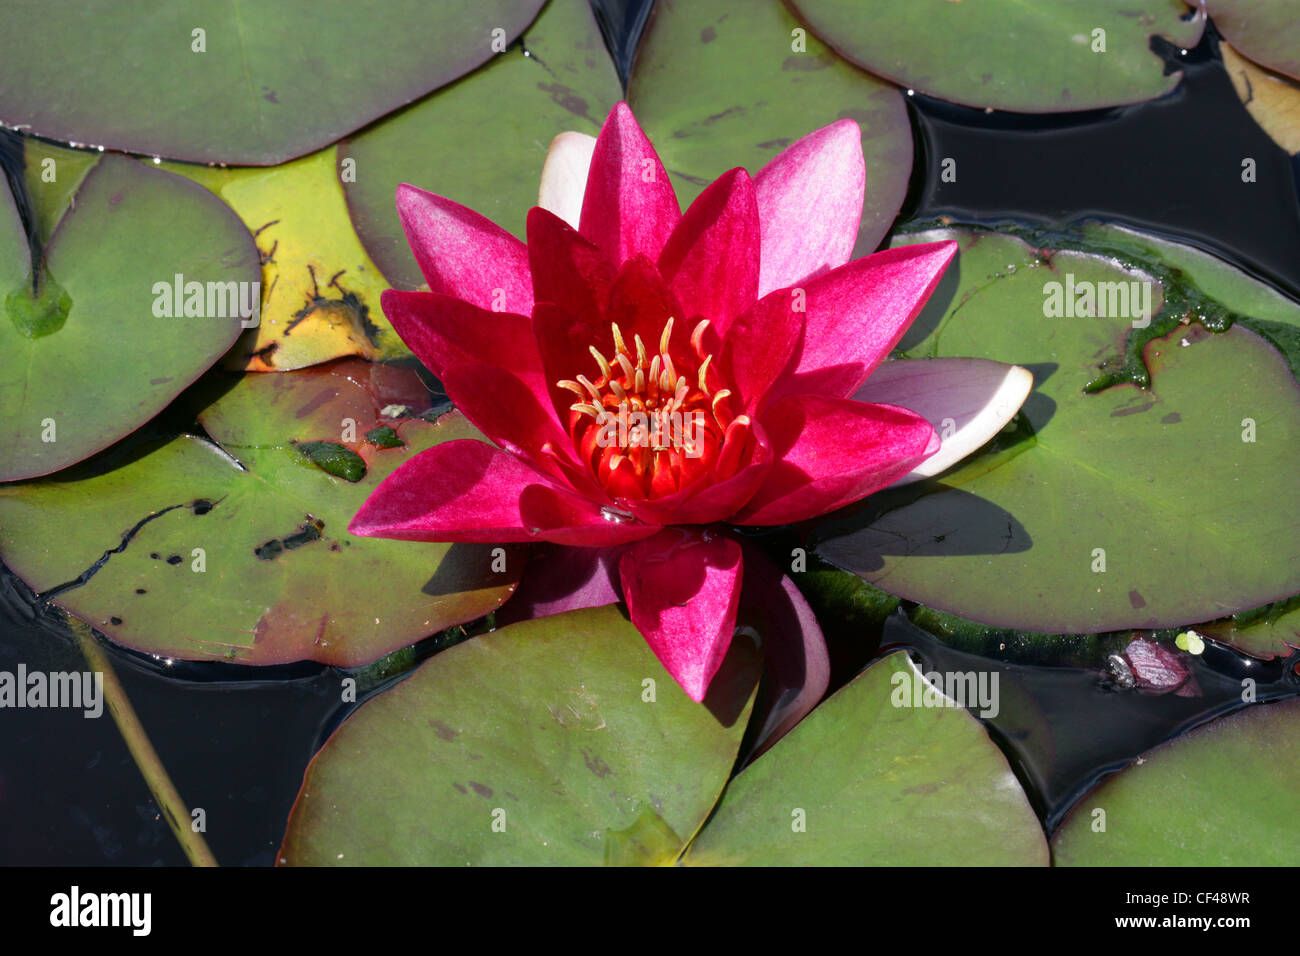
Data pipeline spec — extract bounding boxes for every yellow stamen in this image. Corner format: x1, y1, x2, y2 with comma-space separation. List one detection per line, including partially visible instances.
659, 316, 675, 353
576, 375, 602, 402
588, 346, 612, 381
697, 354, 713, 395
611, 323, 629, 357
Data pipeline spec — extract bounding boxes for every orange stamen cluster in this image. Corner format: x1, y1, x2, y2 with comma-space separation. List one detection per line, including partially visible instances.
557, 316, 749, 500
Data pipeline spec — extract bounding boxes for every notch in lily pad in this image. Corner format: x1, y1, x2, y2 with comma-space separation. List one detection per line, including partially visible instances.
7, 269, 72, 339
364, 425, 403, 448
298, 441, 366, 482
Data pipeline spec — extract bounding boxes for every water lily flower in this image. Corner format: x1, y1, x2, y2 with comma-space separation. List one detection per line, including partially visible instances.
350, 102, 1031, 736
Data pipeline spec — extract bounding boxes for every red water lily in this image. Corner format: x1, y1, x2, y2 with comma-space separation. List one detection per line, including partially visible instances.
351, 103, 1030, 726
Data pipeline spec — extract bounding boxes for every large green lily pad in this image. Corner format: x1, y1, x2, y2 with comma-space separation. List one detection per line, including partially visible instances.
686, 652, 1047, 865
279, 605, 760, 865
629, 0, 912, 258
1210, 0, 1300, 82
0, 360, 518, 666
0, 1, 546, 165
814, 227, 1300, 636
1, 154, 259, 482
788, 0, 1205, 112
1053, 698, 1300, 864
342, 0, 622, 290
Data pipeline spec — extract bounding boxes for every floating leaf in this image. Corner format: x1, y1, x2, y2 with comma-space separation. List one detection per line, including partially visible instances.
279, 605, 760, 865
1220, 42, 1300, 155
1210, 0, 1300, 83
0, 360, 518, 666
161, 147, 405, 370
814, 226, 1300, 636
0, 1, 547, 164
342, 0, 622, 289
365, 425, 404, 449
0, 154, 259, 481
629, 0, 912, 258
788, 0, 1205, 112
686, 652, 1047, 865
1053, 698, 1300, 864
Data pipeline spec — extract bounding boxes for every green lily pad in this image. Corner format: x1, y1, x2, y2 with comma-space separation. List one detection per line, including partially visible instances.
1052, 698, 1300, 864
342, 0, 622, 290
685, 651, 1047, 865
0, 154, 259, 482
629, 0, 912, 258
1210, 0, 1300, 83
788, 0, 1205, 112
814, 226, 1300, 636
1199, 597, 1300, 660
279, 605, 760, 865
0, 360, 519, 666
0, 1, 546, 165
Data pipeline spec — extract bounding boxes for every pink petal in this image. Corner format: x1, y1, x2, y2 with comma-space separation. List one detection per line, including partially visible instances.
734, 394, 939, 526
395, 183, 533, 314
853, 358, 1034, 485
519, 483, 660, 547
579, 102, 681, 266
765, 241, 959, 406
438, 360, 593, 494
657, 167, 760, 328
348, 439, 542, 543
537, 131, 597, 229
718, 287, 804, 415
754, 119, 865, 297
737, 542, 829, 758
496, 544, 624, 626
619, 529, 744, 702
526, 207, 615, 325
380, 290, 547, 400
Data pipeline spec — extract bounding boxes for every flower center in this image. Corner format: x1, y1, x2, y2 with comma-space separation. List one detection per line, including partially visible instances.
557, 317, 746, 500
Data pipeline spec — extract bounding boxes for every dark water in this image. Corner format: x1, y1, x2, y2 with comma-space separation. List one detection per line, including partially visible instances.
3, 5, 1299, 864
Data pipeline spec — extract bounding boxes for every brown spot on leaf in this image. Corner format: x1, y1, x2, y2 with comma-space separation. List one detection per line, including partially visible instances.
468, 781, 493, 798
700, 26, 716, 43
582, 749, 613, 778
1161, 412, 1181, 424
1129, 589, 1147, 609
429, 720, 458, 741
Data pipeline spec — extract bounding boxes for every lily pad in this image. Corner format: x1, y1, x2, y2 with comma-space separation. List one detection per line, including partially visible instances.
1210, 0, 1300, 83
685, 651, 1047, 865
1052, 698, 1300, 864
1220, 42, 1300, 155
0, 1, 546, 165
1, 154, 259, 481
814, 226, 1300, 635
0, 360, 518, 666
787, 0, 1205, 112
162, 147, 406, 370
342, 0, 622, 290
628, 0, 912, 258
279, 604, 760, 865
